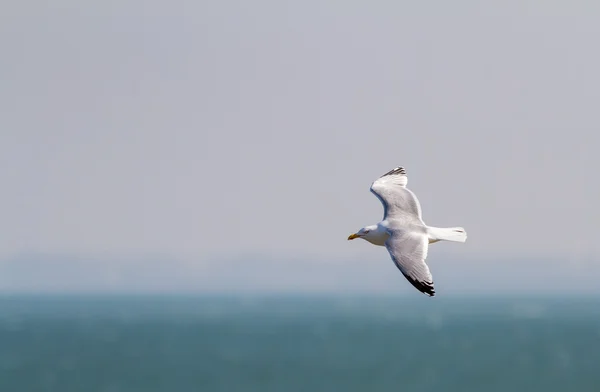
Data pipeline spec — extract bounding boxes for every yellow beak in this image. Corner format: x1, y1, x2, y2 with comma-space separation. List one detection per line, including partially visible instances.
347, 233, 360, 240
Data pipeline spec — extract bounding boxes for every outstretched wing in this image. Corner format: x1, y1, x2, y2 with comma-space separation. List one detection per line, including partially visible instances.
370, 167, 422, 220
385, 230, 435, 296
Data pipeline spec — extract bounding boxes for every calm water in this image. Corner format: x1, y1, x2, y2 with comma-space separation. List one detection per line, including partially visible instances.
1, 295, 599, 391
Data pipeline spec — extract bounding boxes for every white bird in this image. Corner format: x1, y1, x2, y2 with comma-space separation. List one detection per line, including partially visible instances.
347, 167, 467, 296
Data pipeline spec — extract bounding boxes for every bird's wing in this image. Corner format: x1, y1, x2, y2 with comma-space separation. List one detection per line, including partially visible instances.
384, 229, 435, 296
370, 167, 422, 220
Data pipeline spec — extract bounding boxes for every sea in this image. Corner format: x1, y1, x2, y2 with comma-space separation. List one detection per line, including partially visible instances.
1, 294, 599, 392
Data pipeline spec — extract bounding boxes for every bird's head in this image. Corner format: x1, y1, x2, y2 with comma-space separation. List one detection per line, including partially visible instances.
347, 225, 378, 241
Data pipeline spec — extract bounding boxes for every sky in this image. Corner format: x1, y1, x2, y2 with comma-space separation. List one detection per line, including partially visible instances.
1, 1, 599, 294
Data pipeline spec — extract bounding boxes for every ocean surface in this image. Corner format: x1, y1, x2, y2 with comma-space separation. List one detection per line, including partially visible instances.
1, 294, 599, 392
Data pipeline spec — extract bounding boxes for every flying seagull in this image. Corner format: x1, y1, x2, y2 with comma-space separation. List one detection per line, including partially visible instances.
348, 167, 467, 296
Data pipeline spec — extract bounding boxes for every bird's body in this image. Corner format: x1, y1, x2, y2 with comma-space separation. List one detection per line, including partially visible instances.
348, 167, 466, 297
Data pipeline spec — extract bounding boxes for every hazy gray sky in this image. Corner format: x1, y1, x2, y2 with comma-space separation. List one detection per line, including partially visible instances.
1, 1, 599, 293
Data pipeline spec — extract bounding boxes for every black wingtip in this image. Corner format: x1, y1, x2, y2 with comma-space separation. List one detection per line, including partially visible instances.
381, 166, 406, 178
402, 273, 435, 297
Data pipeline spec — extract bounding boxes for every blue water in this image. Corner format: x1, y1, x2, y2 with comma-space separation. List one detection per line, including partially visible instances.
1, 295, 599, 391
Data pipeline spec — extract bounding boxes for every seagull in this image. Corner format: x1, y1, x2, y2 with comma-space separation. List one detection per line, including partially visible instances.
347, 167, 467, 297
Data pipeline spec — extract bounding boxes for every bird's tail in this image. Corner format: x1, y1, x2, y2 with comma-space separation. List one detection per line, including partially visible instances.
427, 226, 467, 243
